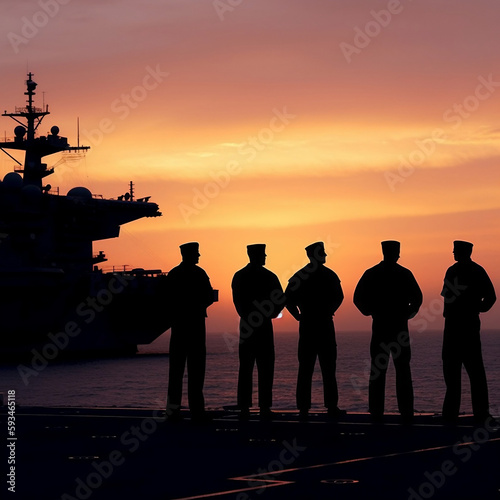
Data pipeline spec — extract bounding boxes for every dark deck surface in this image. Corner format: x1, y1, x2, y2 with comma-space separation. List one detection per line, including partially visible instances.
2, 406, 499, 499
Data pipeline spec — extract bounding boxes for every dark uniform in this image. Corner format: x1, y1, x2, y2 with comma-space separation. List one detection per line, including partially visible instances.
165, 243, 214, 418
232, 244, 284, 413
354, 241, 422, 420
285, 242, 344, 415
441, 240, 496, 422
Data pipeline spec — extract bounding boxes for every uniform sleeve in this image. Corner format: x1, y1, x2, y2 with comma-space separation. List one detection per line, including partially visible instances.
285, 274, 302, 320
163, 268, 177, 307
407, 271, 423, 319
285, 276, 298, 307
353, 272, 372, 316
231, 272, 246, 318
163, 267, 187, 320
201, 270, 215, 311
330, 273, 344, 315
441, 267, 454, 317
440, 268, 452, 298
479, 267, 496, 313
270, 274, 286, 318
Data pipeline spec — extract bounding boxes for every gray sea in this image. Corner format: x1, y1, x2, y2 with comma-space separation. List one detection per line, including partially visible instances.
1, 330, 499, 416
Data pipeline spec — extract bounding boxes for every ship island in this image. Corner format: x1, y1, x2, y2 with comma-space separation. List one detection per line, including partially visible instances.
0, 73, 170, 359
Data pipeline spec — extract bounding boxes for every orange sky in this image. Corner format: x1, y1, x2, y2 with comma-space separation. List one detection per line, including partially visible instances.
2, 0, 500, 334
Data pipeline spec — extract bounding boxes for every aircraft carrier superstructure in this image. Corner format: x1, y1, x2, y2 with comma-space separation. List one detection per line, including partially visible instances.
0, 73, 169, 357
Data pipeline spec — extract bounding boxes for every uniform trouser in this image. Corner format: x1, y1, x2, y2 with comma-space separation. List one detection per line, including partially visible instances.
442, 316, 489, 420
369, 319, 413, 417
237, 323, 275, 409
296, 318, 338, 410
167, 318, 206, 414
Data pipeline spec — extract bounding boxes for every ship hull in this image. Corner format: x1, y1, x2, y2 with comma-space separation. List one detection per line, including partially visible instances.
0, 269, 170, 360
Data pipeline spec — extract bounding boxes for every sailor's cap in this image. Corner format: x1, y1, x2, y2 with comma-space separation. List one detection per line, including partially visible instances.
381, 240, 400, 253
305, 241, 326, 256
179, 242, 200, 254
247, 244, 266, 255
453, 240, 473, 253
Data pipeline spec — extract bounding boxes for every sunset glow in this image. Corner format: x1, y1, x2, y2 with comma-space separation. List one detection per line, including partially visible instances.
2, 0, 500, 334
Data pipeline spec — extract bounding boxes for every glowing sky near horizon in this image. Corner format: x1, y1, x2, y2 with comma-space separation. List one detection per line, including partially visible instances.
1, 0, 500, 333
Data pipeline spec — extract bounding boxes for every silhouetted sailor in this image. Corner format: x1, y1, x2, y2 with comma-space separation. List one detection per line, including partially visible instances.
165, 242, 215, 422
441, 240, 496, 424
285, 242, 344, 420
232, 244, 285, 420
354, 241, 422, 422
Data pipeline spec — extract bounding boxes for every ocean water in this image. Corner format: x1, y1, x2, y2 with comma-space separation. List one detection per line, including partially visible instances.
1, 330, 499, 416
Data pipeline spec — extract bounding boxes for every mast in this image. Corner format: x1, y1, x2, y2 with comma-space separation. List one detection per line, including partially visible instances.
0, 73, 89, 187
